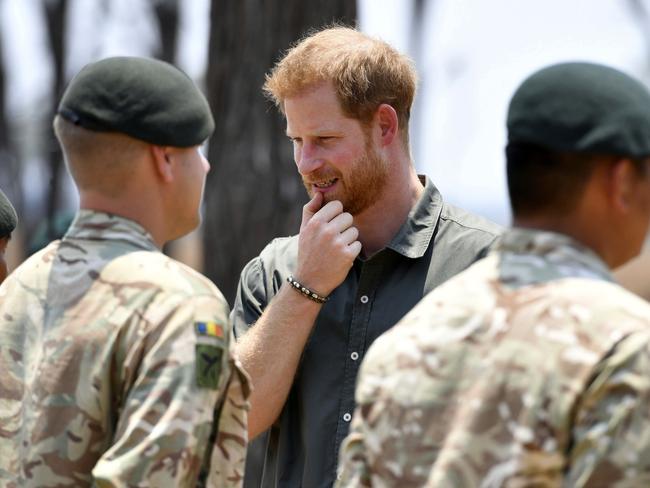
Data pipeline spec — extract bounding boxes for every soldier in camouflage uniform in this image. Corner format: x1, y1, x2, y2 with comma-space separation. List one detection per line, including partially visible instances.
0, 57, 249, 487
0, 189, 17, 284
337, 62, 650, 487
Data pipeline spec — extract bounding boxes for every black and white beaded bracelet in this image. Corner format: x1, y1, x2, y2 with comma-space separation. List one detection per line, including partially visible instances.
286, 275, 329, 304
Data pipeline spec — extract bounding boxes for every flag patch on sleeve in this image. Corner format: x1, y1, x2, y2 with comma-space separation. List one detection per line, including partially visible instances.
195, 321, 224, 338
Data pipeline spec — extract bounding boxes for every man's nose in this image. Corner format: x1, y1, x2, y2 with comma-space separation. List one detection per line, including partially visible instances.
296, 142, 324, 175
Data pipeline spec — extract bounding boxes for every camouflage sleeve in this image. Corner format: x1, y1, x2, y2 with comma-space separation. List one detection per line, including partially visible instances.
91, 292, 237, 486
336, 416, 372, 488
203, 326, 251, 488
567, 331, 650, 487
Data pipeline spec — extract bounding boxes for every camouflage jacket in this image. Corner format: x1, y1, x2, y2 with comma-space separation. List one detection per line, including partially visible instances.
0, 210, 250, 487
337, 228, 650, 488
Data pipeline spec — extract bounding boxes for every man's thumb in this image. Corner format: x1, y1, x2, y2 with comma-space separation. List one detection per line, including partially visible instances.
302, 192, 323, 224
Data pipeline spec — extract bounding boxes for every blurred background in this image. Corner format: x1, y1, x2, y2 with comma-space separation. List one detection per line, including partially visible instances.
1, 0, 649, 304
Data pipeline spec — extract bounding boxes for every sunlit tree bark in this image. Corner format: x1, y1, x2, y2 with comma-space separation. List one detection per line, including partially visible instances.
42, 0, 68, 241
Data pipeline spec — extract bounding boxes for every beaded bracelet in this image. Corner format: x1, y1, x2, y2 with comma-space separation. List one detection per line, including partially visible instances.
286, 275, 329, 304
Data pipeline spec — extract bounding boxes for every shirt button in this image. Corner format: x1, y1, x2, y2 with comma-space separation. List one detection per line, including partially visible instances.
350, 352, 359, 361
360, 295, 369, 304
343, 412, 352, 422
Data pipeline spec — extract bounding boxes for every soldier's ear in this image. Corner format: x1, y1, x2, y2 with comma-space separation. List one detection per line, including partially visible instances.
150, 145, 174, 183
609, 158, 638, 213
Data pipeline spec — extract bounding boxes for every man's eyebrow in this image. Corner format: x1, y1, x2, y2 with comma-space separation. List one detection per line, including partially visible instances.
285, 129, 341, 138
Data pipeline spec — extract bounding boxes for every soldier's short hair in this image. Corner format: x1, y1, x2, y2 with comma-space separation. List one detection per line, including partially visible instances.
506, 142, 599, 216
506, 142, 649, 217
53, 115, 149, 196
263, 26, 417, 144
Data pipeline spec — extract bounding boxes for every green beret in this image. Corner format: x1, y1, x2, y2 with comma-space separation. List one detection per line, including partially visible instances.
0, 189, 17, 238
58, 56, 214, 147
507, 62, 650, 158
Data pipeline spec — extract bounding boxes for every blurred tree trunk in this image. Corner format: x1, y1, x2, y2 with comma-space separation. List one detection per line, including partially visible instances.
152, 0, 179, 63
43, 0, 68, 241
0, 23, 6, 153
0, 18, 22, 216
204, 0, 356, 304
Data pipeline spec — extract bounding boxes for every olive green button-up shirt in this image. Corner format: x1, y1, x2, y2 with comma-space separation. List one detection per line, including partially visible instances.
232, 177, 502, 488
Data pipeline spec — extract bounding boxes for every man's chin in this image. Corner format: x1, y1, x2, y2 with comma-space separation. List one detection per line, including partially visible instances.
321, 191, 350, 208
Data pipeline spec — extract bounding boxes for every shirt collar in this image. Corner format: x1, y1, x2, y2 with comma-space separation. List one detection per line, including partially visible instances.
64, 209, 159, 252
386, 175, 442, 259
496, 227, 613, 286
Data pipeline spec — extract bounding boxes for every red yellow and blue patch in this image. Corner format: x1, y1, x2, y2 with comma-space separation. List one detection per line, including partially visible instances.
195, 321, 224, 338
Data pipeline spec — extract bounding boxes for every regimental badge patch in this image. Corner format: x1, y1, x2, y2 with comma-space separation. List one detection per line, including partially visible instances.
195, 321, 224, 339
196, 344, 223, 389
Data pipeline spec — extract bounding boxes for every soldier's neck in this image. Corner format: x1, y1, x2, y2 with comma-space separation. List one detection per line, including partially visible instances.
79, 190, 167, 248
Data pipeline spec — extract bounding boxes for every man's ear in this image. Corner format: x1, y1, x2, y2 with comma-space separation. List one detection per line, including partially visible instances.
375, 104, 398, 146
151, 145, 174, 182
608, 158, 639, 213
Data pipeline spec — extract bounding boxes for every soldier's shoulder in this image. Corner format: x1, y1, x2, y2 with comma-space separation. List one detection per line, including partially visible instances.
0, 240, 61, 288
356, 310, 442, 408
105, 250, 226, 303
550, 277, 650, 322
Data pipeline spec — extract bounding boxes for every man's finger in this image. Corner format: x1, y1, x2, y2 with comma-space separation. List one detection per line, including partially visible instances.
339, 226, 359, 245
328, 212, 354, 233
347, 240, 363, 258
311, 200, 344, 224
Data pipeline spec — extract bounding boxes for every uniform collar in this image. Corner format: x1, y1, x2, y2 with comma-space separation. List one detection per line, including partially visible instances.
64, 209, 159, 252
496, 228, 613, 286
386, 175, 442, 259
